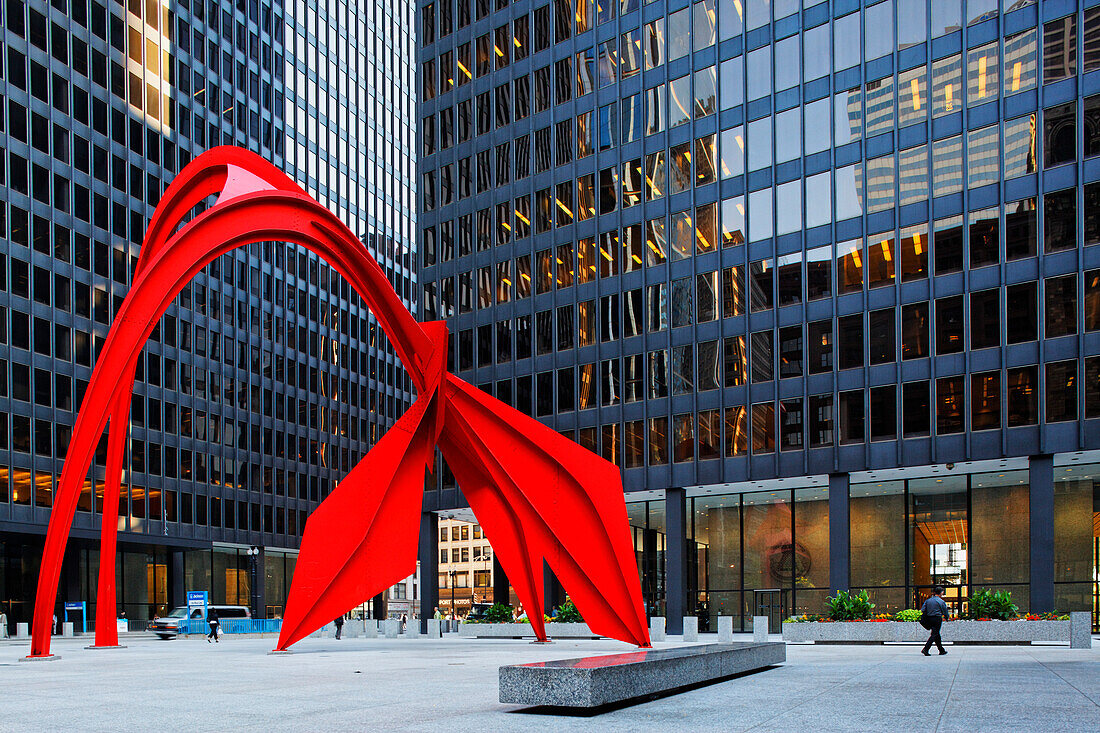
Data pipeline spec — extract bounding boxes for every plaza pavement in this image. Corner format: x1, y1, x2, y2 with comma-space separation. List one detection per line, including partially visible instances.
1, 632, 1097, 732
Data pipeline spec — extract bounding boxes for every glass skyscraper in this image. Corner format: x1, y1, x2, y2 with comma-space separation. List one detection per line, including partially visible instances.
0, 0, 415, 628
417, 0, 1100, 630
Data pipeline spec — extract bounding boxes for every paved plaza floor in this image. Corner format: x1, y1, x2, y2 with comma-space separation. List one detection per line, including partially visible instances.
1, 633, 1097, 732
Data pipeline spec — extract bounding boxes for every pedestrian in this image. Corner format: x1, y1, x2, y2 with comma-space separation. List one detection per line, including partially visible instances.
920, 585, 949, 656
206, 606, 220, 643
53, 613, 58, 635
0, 610, 8, 639
401, 613, 407, 632
433, 607, 443, 620
334, 614, 344, 640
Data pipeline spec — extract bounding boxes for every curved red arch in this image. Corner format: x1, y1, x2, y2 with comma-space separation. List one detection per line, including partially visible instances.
28, 147, 650, 658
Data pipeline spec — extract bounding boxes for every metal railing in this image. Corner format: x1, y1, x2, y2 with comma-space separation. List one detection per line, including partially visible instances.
176, 618, 282, 635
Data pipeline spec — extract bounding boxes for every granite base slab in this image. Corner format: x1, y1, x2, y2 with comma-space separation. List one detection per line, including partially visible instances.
499, 642, 785, 709
459, 622, 598, 639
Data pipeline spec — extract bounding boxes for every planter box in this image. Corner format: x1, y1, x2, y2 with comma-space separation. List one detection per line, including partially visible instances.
458, 622, 598, 639
783, 612, 1091, 648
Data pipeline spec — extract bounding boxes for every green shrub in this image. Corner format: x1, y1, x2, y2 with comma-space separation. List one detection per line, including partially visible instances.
894, 609, 922, 622
555, 599, 584, 623
826, 590, 875, 621
484, 603, 514, 623
966, 589, 1017, 620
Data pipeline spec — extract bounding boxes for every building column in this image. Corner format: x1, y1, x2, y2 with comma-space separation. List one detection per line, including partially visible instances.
170, 550, 186, 611
493, 555, 510, 606
828, 472, 850, 595
418, 510, 439, 633
664, 487, 687, 635
371, 593, 386, 620
1029, 454, 1055, 612
543, 562, 563, 616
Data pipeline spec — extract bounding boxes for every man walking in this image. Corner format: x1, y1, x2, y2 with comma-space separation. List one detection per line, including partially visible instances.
334, 614, 344, 640
206, 606, 220, 643
920, 585, 949, 656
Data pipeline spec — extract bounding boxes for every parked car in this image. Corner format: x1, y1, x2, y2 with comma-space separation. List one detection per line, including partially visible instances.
150, 605, 251, 639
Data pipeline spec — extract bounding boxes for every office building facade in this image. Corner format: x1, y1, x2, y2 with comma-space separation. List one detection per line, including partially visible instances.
416, 0, 1100, 631
0, 0, 416, 628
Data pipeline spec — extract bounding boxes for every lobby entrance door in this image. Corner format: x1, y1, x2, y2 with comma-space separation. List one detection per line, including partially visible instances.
753, 588, 788, 631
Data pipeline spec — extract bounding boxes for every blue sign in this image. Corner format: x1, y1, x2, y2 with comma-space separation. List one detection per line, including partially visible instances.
64, 601, 87, 633
187, 591, 207, 606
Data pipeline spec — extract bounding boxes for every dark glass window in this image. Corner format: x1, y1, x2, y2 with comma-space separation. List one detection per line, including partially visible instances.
868, 308, 895, 365
1006, 282, 1038, 343
969, 289, 1000, 350
870, 386, 897, 440
1045, 274, 1078, 337
1043, 102, 1076, 167
808, 320, 832, 374
935, 295, 964, 354
1005, 197, 1037, 259
1046, 360, 1077, 422
1044, 188, 1076, 252
934, 216, 964, 274
901, 303, 929, 359
750, 331, 773, 382
779, 326, 802, 378
903, 381, 930, 437
839, 390, 864, 444
838, 314, 863, 370
1007, 365, 1038, 426
971, 371, 1000, 431
936, 376, 965, 434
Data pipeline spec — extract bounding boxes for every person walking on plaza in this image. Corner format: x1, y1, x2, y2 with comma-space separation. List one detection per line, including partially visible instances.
206, 606, 220, 643
0, 610, 8, 639
334, 614, 344, 640
920, 585, 949, 656
433, 607, 443, 620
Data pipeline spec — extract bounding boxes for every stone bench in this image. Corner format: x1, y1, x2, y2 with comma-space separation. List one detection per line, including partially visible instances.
458, 622, 599, 639
499, 642, 785, 709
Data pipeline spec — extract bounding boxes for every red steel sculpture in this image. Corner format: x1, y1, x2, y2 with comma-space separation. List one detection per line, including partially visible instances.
28, 147, 651, 658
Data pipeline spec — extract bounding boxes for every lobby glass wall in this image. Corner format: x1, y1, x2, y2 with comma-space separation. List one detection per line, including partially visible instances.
689, 486, 829, 631
1053, 462, 1100, 630
626, 500, 666, 617
851, 470, 1029, 616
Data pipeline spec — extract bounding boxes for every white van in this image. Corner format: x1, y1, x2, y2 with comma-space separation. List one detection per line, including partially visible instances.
150, 605, 251, 639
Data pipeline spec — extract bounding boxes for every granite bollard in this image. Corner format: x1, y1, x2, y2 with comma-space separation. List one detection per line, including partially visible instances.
500, 642, 785, 708
363, 620, 379, 638
650, 617, 666, 642
384, 618, 400, 639
62, 622, 74, 638
406, 621, 420, 639
426, 619, 442, 638
753, 616, 769, 642
717, 616, 734, 643
682, 616, 698, 641
1070, 611, 1092, 649
16, 622, 29, 639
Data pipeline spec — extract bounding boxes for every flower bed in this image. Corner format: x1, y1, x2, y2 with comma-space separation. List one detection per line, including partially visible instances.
457, 622, 598, 639
782, 612, 1091, 648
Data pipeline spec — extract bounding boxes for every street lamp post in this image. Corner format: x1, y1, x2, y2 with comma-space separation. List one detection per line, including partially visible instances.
449, 569, 457, 631
246, 546, 260, 619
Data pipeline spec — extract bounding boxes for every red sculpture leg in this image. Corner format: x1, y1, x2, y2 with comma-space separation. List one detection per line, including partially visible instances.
29, 147, 651, 659
91, 392, 130, 647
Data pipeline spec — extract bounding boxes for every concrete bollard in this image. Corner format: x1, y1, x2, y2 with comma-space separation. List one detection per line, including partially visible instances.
426, 619, 442, 638
682, 616, 699, 642
717, 616, 734, 643
650, 617, 666, 643
753, 616, 769, 642
363, 620, 379, 638
16, 623, 29, 639
1070, 611, 1092, 649
384, 618, 400, 639
406, 621, 420, 639
343, 621, 359, 639
62, 622, 74, 637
